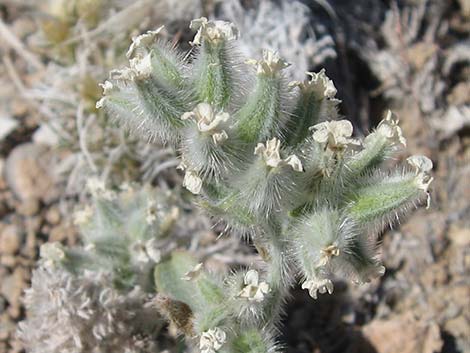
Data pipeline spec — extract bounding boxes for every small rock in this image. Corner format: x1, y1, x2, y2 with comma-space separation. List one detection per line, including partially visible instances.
11, 17, 36, 39
0, 314, 13, 341
449, 225, 470, 247
10, 99, 29, 117
0, 312, 16, 343
0, 224, 22, 255
7, 305, 21, 320
33, 124, 60, 147
5, 143, 57, 202
0, 255, 17, 268
49, 224, 70, 242
0, 115, 18, 141
0, 267, 26, 306
362, 313, 443, 353
0, 159, 5, 190
45, 206, 61, 225
447, 82, 470, 106
17, 198, 40, 216
445, 315, 470, 340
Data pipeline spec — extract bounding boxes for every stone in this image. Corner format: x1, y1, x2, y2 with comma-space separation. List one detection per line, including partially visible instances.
45, 206, 61, 225
0, 267, 26, 306
4, 143, 57, 202
0, 224, 21, 255
362, 313, 443, 353
0, 115, 18, 141
49, 224, 68, 242
17, 198, 40, 216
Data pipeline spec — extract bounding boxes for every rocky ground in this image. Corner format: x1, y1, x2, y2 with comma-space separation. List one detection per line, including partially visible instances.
0, 1, 469, 353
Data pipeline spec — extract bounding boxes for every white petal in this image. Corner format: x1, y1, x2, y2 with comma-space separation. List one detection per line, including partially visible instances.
212, 130, 228, 145
129, 53, 153, 78
254, 143, 266, 156
333, 120, 354, 137
247, 50, 290, 75
244, 270, 259, 286
181, 111, 195, 121
99, 80, 114, 94
182, 171, 203, 194
126, 26, 164, 58
407, 155, 433, 174
284, 154, 303, 172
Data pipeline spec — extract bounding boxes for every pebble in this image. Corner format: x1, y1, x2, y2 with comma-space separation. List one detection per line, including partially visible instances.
49, 224, 68, 242
45, 206, 61, 225
4, 143, 56, 202
0, 267, 26, 306
17, 198, 40, 216
0, 224, 21, 255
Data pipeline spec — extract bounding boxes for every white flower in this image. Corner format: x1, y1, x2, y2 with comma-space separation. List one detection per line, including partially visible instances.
181, 263, 203, 281
311, 120, 360, 151
407, 155, 433, 208
73, 205, 93, 226
238, 270, 271, 302
109, 67, 137, 81
246, 49, 290, 76
199, 327, 227, 353
190, 17, 239, 46
99, 80, 114, 95
182, 170, 203, 195
316, 243, 340, 268
40, 242, 65, 268
129, 53, 153, 78
86, 178, 116, 200
289, 69, 337, 98
254, 138, 303, 171
96, 81, 114, 108
301, 278, 334, 299
126, 26, 164, 58
369, 110, 406, 147
182, 103, 230, 145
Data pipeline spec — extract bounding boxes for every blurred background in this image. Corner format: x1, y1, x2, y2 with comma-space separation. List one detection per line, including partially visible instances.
0, 0, 468, 352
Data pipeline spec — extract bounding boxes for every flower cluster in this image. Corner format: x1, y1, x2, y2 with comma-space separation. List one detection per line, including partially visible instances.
45, 16, 433, 353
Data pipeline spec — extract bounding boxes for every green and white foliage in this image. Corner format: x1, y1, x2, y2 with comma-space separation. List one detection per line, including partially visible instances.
96, 18, 434, 353
69, 180, 181, 290
19, 182, 184, 353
